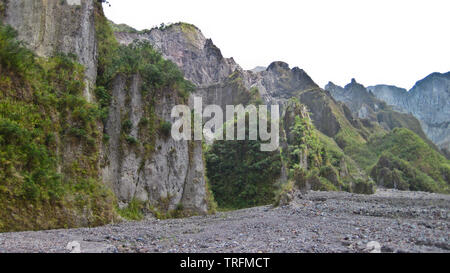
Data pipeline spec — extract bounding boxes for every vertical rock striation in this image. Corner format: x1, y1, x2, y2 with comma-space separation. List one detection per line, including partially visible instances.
2, 0, 97, 100
101, 74, 208, 214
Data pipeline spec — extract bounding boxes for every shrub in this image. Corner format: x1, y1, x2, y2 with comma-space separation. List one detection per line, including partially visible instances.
319, 165, 341, 188
205, 120, 282, 209
125, 135, 138, 145
370, 152, 446, 193
101, 39, 194, 99
159, 120, 172, 137
352, 179, 375, 194
0, 23, 35, 75
102, 133, 110, 143
122, 119, 133, 134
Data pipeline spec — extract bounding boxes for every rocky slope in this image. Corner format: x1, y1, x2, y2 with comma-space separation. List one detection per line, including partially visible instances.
114, 23, 250, 117
368, 72, 450, 156
325, 79, 433, 147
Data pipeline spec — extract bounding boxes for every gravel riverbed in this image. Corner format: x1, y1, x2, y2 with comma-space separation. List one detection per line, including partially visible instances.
0, 189, 448, 253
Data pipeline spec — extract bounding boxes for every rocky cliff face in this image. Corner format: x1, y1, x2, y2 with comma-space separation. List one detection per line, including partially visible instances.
101, 74, 208, 214
365, 84, 408, 112
106, 23, 228, 214
1, 2, 211, 224
325, 79, 381, 120
2, 0, 97, 101
0, 3, 117, 231
368, 72, 450, 155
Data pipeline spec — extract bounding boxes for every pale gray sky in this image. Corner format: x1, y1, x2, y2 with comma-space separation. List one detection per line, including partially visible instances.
103, 0, 450, 89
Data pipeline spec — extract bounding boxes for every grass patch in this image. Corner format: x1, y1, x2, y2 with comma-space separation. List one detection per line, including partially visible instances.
117, 199, 145, 221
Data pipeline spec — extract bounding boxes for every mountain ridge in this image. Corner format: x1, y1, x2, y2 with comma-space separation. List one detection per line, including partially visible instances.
368, 71, 450, 156
111, 20, 449, 194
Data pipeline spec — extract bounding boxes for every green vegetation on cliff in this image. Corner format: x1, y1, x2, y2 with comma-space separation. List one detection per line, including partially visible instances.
206, 98, 377, 210
96, 3, 194, 158
331, 103, 449, 193
95, 6, 195, 98
0, 22, 116, 232
369, 128, 450, 193
0, 5, 208, 230
205, 117, 282, 209
108, 20, 143, 34
321, 82, 448, 193
95, 4, 194, 102
333, 109, 449, 193
283, 99, 375, 195
0, 1, 5, 20
95, 6, 214, 218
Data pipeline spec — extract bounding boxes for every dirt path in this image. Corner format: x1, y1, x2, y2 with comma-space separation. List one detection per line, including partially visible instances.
0, 189, 448, 253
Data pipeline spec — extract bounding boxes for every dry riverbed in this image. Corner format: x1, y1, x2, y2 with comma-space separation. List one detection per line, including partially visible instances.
0, 189, 448, 253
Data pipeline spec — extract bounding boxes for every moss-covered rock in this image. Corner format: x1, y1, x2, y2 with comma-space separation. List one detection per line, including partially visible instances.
0, 22, 117, 232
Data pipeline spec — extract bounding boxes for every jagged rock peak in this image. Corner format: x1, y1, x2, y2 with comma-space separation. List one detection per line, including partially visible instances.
265, 61, 318, 87
326, 78, 385, 121
325, 81, 340, 90
267, 61, 290, 71
345, 78, 365, 89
